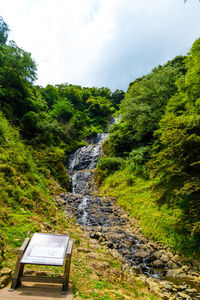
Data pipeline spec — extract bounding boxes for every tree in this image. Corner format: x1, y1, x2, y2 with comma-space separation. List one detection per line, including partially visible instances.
0, 41, 37, 119
0, 16, 9, 45
150, 38, 200, 241
111, 89, 125, 108
105, 56, 186, 157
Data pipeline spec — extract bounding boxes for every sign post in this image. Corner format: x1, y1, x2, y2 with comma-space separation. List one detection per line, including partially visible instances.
10, 233, 73, 294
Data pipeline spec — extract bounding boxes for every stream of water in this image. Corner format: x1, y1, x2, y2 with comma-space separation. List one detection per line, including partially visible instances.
66, 131, 167, 277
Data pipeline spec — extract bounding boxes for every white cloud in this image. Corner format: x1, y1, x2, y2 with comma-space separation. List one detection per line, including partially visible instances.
0, 0, 200, 90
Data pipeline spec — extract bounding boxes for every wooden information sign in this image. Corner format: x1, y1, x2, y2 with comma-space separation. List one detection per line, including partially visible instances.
10, 233, 73, 294
21, 233, 69, 266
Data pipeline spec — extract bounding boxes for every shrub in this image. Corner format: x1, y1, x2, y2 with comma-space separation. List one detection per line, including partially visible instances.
95, 157, 126, 184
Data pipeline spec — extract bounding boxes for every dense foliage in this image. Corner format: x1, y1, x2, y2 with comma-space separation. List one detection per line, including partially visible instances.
97, 38, 200, 256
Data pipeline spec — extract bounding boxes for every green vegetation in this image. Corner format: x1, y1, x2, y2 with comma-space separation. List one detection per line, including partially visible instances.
96, 37, 200, 258
0, 16, 120, 285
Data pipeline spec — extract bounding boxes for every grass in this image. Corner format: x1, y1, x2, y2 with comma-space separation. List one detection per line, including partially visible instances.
98, 168, 190, 254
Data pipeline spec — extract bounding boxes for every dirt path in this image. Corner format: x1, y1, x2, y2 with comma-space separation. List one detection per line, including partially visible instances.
0, 283, 73, 300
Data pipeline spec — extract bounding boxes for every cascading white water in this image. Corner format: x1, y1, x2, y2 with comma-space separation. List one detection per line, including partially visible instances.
67, 131, 110, 223
78, 196, 89, 226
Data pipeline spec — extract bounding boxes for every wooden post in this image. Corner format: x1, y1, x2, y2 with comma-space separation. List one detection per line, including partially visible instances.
62, 240, 73, 294
9, 237, 30, 291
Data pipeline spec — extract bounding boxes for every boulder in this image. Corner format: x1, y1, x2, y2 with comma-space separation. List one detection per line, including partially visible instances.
134, 250, 151, 259
0, 275, 10, 288
154, 250, 165, 259
159, 281, 173, 291
160, 253, 171, 263
167, 261, 179, 269
0, 268, 12, 276
171, 254, 181, 266
151, 259, 166, 269
166, 268, 186, 277
145, 278, 160, 293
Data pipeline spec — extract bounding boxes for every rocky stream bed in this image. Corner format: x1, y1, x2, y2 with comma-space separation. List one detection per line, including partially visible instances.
55, 132, 200, 300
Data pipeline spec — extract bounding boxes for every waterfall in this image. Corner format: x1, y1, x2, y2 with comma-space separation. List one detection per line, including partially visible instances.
64, 127, 169, 278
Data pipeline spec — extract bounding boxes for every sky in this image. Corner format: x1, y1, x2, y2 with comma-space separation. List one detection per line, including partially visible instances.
1, 0, 200, 91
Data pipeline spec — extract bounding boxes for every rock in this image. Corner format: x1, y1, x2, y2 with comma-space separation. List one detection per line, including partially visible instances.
185, 288, 197, 293
0, 275, 10, 288
177, 292, 192, 299
36, 270, 52, 277
24, 269, 35, 275
0, 268, 12, 275
151, 259, 165, 268
160, 281, 173, 291
154, 250, 165, 259
134, 250, 151, 259
182, 265, 190, 273
161, 293, 171, 300
171, 254, 181, 266
166, 268, 186, 277
178, 284, 188, 291
160, 253, 171, 263
167, 261, 179, 269
145, 278, 160, 292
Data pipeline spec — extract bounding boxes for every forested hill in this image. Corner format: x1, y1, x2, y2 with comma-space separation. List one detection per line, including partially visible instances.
96, 36, 200, 258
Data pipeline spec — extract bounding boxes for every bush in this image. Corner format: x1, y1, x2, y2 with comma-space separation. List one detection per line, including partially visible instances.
95, 157, 126, 184
128, 146, 151, 175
